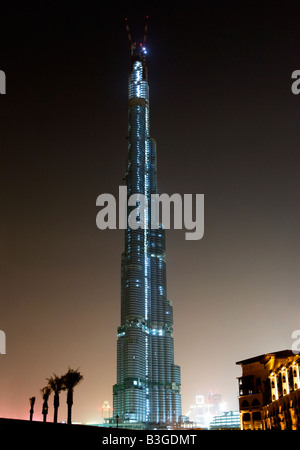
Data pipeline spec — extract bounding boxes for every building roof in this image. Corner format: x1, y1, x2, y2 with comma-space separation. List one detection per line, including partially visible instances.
236, 349, 296, 366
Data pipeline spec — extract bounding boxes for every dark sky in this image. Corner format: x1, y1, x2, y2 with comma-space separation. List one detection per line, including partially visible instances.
1, 1, 300, 423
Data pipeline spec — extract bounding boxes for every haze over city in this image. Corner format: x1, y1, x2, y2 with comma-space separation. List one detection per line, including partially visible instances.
1, 2, 299, 424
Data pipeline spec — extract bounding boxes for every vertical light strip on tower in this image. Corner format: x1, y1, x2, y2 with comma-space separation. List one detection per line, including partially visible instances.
112, 18, 182, 428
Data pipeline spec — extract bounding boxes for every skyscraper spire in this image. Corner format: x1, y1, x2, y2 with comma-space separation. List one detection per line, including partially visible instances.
112, 19, 182, 428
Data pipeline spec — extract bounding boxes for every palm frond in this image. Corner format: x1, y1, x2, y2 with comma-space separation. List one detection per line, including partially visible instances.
47, 373, 65, 392
40, 385, 51, 400
62, 367, 84, 390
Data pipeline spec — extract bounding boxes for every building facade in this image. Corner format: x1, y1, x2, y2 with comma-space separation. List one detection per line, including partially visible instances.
236, 350, 300, 430
112, 31, 182, 428
209, 411, 240, 430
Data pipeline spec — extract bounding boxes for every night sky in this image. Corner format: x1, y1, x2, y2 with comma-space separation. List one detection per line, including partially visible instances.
1, 1, 300, 423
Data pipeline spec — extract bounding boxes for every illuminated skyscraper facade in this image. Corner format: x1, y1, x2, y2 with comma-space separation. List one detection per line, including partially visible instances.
112, 34, 182, 427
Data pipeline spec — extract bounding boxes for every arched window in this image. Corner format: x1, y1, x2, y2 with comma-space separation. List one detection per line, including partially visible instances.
241, 400, 250, 408
252, 398, 260, 407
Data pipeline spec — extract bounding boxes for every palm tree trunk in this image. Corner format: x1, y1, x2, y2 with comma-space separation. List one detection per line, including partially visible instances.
54, 407, 58, 424
42, 401, 48, 422
53, 392, 59, 423
29, 397, 35, 421
67, 389, 73, 425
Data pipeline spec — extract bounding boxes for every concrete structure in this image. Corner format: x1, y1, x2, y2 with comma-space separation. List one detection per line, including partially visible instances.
111, 21, 182, 429
236, 350, 300, 430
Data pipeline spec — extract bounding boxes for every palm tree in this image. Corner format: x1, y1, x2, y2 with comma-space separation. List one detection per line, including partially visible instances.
40, 386, 51, 422
29, 396, 35, 421
61, 367, 83, 425
47, 373, 65, 423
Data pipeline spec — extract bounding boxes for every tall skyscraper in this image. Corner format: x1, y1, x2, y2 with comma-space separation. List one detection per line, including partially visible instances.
112, 22, 182, 428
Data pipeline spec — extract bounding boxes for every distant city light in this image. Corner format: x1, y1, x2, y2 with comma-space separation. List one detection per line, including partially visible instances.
186, 393, 227, 429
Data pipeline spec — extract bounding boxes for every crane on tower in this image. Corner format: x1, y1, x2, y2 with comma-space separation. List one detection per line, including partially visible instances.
125, 16, 149, 56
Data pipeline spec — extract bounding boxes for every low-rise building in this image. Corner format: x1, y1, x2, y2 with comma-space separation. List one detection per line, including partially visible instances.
236, 350, 300, 430
209, 411, 240, 430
